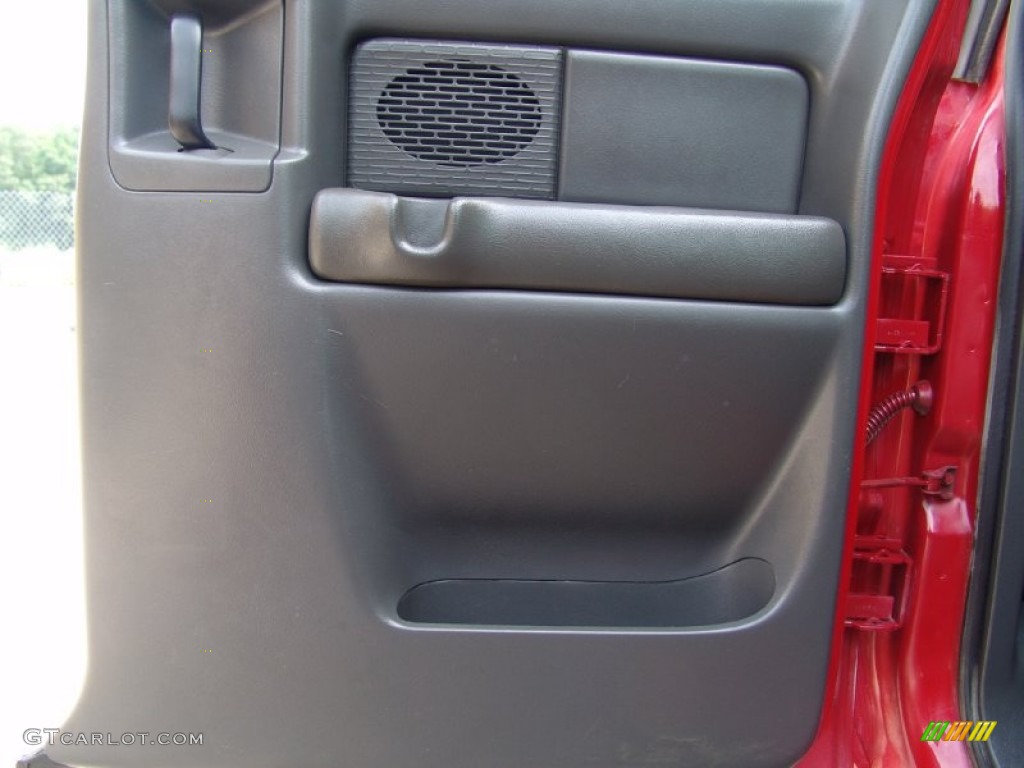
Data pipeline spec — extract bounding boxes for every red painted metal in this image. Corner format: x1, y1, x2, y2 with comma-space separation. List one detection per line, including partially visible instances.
845, 536, 912, 632
874, 260, 951, 354
898, 38, 1005, 766
797, 0, 1006, 764
861, 466, 957, 501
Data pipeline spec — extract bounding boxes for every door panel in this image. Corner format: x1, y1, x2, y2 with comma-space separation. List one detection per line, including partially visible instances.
309, 191, 847, 302
54, 0, 937, 767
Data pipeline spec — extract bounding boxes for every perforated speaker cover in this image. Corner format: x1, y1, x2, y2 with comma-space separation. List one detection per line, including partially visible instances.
349, 39, 562, 199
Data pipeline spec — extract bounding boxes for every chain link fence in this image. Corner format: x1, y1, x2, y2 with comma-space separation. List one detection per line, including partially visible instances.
0, 190, 75, 252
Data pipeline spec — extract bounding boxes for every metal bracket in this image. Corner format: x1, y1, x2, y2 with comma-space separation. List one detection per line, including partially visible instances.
874, 255, 950, 355
861, 465, 958, 501
845, 535, 912, 631
848, 467, 958, 630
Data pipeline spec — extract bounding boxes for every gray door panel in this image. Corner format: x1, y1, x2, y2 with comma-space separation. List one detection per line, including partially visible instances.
57, 0, 937, 766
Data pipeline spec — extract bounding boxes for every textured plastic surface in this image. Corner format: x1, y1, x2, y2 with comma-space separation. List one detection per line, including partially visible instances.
310, 188, 847, 304
107, 0, 282, 191
560, 50, 809, 212
398, 558, 774, 627
17, 753, 70, 768
64, 0, 937, 767
349, 39, 561, 198
168, 14, 217, 150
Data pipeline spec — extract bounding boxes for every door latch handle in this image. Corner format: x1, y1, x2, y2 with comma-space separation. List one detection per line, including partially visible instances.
169, 14, 216, 150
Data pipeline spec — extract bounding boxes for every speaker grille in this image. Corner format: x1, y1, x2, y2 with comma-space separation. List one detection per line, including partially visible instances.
377, 60, 543, 166
350, 40, 561, 198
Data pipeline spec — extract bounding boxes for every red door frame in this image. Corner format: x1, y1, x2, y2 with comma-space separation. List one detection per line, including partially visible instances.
799, 0, 1007, 764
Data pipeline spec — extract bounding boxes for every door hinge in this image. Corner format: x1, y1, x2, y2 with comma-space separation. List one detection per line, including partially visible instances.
847, 467, 957, 631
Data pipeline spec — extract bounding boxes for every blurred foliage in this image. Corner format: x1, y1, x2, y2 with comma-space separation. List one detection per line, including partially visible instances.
0, 126, 78, 250
0, 126, 79, 192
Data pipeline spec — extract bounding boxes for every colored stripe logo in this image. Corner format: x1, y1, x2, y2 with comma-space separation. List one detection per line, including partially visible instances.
920, 721, 997, 742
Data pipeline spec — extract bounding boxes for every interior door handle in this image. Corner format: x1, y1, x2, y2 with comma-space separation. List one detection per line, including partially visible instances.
309, 188, 847, 305
169, 14, 216, 151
